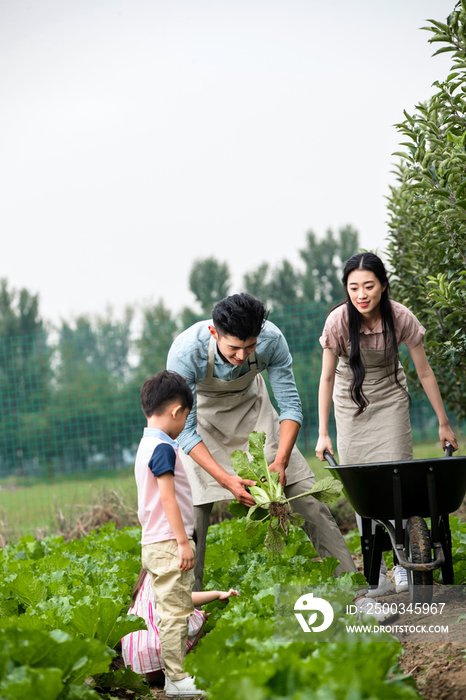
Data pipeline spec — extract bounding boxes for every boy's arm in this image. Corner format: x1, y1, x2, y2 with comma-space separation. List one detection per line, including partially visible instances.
157, 472, 195, 571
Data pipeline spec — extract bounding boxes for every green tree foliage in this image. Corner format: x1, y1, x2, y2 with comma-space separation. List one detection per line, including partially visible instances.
267, 260, 301, 307
387, 3, 466, 421
54, 310, 137, 470
242, 262, 271, 302
136, 300, 177, 379
299, 225, 359, 305
242, 225, 359, 308
0, 280, 50, 470
189, 257, 231, 314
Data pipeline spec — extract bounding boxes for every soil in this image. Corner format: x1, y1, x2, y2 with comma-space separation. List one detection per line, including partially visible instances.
350, 548, 466, 700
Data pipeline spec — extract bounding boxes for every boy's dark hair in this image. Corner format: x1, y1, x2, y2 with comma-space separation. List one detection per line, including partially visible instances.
212, 293, 268, 340
140, 370, 193, 418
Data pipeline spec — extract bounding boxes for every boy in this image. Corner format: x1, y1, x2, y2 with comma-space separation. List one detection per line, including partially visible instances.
135, 370, 202, 697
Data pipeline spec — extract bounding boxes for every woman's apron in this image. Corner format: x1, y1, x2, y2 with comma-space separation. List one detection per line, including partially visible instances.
334, 347, 413, 466
179, 336, 312, 506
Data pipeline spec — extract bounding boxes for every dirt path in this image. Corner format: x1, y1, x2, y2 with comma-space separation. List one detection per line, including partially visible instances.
351, 549, 466, 700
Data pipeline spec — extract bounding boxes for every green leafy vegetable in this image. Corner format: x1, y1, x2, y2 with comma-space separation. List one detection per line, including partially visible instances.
231, 431, 343, 553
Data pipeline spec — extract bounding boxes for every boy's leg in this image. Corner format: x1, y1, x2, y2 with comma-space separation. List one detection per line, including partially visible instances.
141, 540, 195, 681
285, 477, 357, 576
192, 502, 214, 592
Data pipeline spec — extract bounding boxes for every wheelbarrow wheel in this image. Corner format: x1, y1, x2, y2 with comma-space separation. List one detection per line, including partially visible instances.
405, 516, 433, 604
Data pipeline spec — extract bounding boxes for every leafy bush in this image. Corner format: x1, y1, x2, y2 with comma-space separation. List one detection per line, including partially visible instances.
0, 524, 151, 698
387, 3, 466, 422
185, 519, 419, 699
7, 514, 466, 698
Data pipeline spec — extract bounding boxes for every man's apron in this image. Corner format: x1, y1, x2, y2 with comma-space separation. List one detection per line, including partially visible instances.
179, 336, 312, 506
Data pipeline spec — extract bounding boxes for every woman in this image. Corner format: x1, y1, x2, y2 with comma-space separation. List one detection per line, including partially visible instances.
315, 252, 457, 595
121, 568, 239, 684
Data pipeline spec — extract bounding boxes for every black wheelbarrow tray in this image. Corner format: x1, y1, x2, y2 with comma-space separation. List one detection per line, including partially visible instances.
324, 447, 466, 603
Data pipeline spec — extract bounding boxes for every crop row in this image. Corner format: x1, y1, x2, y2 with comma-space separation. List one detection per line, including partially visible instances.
2, 516, 466, 698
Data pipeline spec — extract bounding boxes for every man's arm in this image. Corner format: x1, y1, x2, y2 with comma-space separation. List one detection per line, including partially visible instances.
265, 328, 304, 483
188, 441, 256, 506
268, 419, 300, 486
166, 344, 203, 455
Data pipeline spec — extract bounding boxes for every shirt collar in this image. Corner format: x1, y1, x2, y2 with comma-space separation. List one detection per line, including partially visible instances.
143, 427, 179, 450
360, 319, 383, 335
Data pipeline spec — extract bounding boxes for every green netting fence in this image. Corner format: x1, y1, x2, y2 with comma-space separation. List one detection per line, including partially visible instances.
0, 303, 461, 537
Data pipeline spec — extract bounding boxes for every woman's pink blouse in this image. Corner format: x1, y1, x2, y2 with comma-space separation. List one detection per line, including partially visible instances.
319, 300, 426, 357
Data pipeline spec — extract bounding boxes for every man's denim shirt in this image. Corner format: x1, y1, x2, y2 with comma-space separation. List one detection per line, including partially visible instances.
166, 320, 304, 455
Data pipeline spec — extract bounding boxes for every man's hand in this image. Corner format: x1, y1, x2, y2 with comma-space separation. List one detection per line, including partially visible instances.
268, 460, 287, 487
225, 474, 256, 506
178, 541, 195, 571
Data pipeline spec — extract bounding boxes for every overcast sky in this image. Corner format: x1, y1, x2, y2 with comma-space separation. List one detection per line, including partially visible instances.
0, 0, 455, 325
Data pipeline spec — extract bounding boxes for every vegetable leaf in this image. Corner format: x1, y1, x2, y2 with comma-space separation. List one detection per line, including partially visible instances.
231, 450, 257, 481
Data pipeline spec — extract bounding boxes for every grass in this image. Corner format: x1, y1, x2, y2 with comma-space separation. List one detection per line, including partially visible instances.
0, 468, 138, 538
0, 438, 463, 540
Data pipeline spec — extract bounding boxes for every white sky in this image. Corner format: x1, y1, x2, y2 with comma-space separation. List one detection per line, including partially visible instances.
0, 0, 455, 325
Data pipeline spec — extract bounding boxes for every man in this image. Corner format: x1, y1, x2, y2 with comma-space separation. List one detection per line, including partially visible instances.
166, 293, 359, 592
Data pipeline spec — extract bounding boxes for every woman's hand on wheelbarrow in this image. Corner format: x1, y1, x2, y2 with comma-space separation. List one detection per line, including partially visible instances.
315, 435, 334, 462
439, 423, 458, 451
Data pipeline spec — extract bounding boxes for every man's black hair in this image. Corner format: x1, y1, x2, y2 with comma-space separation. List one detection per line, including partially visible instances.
140, 370, 193, 418
212, 293, 268, 340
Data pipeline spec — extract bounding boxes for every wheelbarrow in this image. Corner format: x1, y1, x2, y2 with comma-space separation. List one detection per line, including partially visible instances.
324, 446, 466, 603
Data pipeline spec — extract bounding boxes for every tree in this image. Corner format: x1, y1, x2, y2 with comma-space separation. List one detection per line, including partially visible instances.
189, 257, 231, 315
386, 3, 466, 421
0, 278, 44, 339
54, 308, 136, 472
299, 225, 359, 305
242, 263, 270, 302
241, 226, 360, 310
0, 279, 50, 474
137, 299, 177, 378
267, 260, 301, 307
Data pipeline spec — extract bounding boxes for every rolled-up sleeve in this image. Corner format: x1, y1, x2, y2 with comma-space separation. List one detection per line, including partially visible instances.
266, 332, 303, 425
398, 309, 426, 349
166, 347, 203, 455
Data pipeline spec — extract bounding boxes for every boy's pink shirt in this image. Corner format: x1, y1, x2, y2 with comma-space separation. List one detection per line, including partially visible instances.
135, 433, 194, 545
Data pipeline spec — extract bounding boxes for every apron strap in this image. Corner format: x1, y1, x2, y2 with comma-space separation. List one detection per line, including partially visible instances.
206, 336, 258, 378
207, 335, 216, 378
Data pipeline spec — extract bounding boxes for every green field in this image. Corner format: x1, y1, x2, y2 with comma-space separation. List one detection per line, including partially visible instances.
0, 439, 463, 540
0, 469, 137, 539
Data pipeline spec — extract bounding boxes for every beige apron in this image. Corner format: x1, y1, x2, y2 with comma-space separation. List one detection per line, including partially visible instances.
334, 347, 413, 466
179, 336, 312, 505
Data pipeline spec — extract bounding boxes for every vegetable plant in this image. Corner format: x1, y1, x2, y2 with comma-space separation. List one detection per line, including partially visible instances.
231, 431, 343, 553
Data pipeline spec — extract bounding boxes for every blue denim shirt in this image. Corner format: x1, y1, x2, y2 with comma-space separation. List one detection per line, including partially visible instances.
166, 320, 304, 454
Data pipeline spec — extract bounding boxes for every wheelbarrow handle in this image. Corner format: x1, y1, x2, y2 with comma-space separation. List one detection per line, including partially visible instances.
323, 449, 338, 467
444, 442, 454, 457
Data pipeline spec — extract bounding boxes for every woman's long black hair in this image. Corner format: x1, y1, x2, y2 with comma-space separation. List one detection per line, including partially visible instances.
342, 253, 407, 416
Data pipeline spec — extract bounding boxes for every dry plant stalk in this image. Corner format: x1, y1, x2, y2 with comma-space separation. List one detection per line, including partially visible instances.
53, 488, 139, 541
